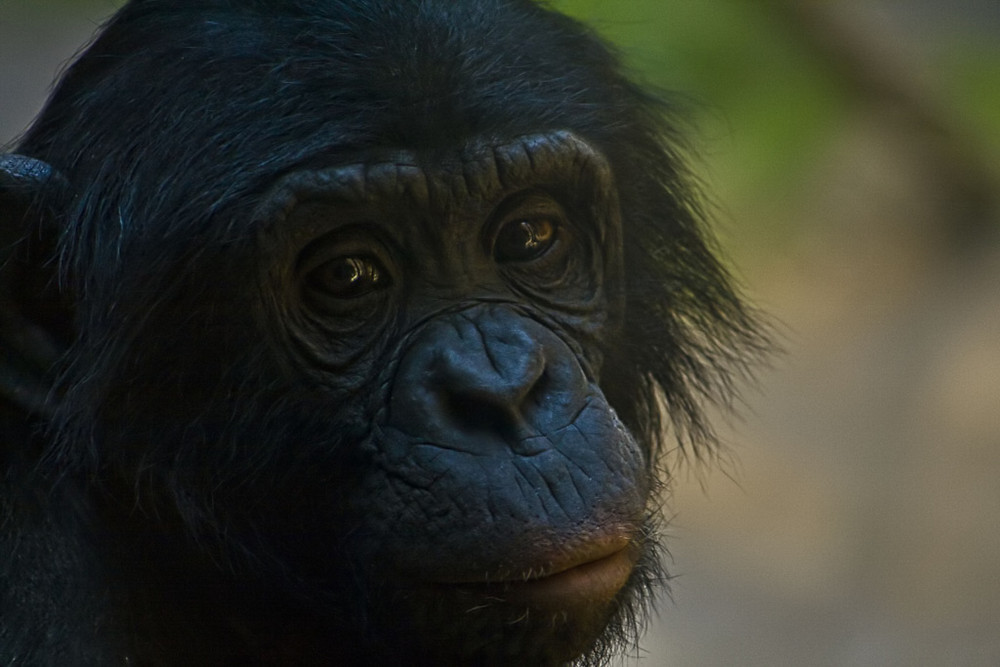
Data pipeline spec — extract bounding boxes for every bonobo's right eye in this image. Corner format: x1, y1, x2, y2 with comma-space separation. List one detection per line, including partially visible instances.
306, 255, 388, 299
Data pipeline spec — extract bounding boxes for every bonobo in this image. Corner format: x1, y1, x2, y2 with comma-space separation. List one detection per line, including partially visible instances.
0, 0, 764, 664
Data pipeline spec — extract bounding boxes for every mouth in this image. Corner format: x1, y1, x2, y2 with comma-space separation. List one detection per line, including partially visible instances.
441, 541, 639, 611
385, 539, 645, 664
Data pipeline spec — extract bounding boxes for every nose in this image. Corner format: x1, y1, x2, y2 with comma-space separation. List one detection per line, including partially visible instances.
436, 314, 546, 436
388, 307, 587, 455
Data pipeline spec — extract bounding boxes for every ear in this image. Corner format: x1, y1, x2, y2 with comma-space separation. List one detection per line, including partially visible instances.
0, 154, 73, 419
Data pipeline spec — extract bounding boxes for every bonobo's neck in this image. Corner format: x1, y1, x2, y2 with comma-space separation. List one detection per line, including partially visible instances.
96, 491, 350, 665
0, 402, 33, 455
0, 458, 113, 662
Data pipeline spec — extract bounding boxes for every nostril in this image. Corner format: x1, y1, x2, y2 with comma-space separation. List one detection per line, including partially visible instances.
524, 367, 549, 412
443, 362, 550, 433
444, 390, 521, 441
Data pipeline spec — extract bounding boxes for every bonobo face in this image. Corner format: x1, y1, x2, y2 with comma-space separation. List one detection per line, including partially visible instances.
0, 0, 767, 663
253, 131, 649, 663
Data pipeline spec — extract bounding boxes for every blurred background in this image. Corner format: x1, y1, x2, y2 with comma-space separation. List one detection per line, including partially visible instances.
3, 1, 999, 665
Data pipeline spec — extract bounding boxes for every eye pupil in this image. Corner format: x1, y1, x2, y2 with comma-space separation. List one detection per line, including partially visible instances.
333, 258, 363, 282
310, 256, 385, 298
495, 218, 556, 262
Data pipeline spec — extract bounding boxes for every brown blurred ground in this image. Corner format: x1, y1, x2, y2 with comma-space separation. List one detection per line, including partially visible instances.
636, 5, 1000, 664
3, 3, 1000, 665
642, 109, 1000, 665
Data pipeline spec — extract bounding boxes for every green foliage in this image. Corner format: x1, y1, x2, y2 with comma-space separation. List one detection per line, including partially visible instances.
554, 1, 847, 244
555, 0, 1000, 248
946, 45, 1000, 172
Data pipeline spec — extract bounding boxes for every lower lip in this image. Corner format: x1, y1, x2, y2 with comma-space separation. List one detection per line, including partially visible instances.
453, 547, 636, 610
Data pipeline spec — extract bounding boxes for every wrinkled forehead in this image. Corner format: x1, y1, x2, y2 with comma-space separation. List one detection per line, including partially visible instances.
252, 131, 615, 223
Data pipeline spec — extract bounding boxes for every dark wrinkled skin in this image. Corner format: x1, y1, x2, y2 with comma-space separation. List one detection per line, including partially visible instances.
0, 1, 765, 665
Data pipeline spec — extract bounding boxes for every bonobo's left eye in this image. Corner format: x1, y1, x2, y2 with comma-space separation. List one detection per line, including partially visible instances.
306, 255, 388, 299
494, 217, 557, 263
489, 193, 570, 267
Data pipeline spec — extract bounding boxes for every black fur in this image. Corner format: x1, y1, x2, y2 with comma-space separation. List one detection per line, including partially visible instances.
1, 1, 765, 664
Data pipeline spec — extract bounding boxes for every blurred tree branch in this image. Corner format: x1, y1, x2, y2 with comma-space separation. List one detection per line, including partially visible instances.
769, 0, 999, 254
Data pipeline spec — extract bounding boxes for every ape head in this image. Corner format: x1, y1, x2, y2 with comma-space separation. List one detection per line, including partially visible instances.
0, 0, 764, 664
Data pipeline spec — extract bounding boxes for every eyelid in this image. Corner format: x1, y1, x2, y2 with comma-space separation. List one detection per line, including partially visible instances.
296, 224, 392, 277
